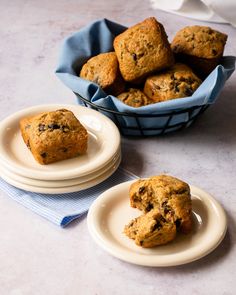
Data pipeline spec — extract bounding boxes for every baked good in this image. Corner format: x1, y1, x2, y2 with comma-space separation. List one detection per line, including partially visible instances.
144, 63, 202, 102
113, 17, 174, 83
124, 208, 176, 248
80, 52, 125, 96
129, 175, 192, 234
171, 26, 227, 77
117, 88, 154, 107
20, 109, 88, 164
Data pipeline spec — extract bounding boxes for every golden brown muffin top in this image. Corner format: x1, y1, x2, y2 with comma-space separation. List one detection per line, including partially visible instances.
171, 25, 227, 59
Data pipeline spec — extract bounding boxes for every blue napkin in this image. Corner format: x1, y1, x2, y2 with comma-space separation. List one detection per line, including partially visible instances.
55, 18, 235, 135
0, 168, 137, 227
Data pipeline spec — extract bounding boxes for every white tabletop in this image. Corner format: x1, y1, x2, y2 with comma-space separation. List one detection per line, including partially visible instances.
0, 1, 236, 294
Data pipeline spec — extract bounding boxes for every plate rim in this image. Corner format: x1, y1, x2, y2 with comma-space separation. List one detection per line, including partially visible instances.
0, 149, 121, 188
0, 155, 121, 194
87, 180, 227, 267
0, 104, 120, 180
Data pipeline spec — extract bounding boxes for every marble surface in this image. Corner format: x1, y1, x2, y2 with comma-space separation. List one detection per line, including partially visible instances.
0, 1, 236, 294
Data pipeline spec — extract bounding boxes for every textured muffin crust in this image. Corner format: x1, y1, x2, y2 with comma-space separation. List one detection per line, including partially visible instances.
129, 175, 192, 234
124, 208, 176, 248
171, 26, 227, 59
114, 17, 174, 83
171, 26, 227, 76
80, 52, 125, 96
144, 63, 202, 102
20, 109, 88, 164
117, 88, 154, 107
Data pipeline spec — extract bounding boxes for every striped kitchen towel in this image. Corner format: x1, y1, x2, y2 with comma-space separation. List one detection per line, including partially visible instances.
0, 167, 138, 227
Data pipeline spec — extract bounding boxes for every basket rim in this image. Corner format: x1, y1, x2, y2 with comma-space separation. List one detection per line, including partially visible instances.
75, 93, 210, 118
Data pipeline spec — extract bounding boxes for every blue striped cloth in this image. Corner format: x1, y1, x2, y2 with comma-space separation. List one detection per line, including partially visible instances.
0, 168, 137, 227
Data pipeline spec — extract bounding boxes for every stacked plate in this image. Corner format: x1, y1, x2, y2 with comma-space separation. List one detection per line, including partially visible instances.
0, 104, 121, 194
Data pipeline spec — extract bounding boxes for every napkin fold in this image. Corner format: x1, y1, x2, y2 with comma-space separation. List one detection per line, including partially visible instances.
150, 0, 236, 27
0, 168, 138, 227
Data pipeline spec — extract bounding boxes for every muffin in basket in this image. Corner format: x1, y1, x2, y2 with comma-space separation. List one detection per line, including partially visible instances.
80, 52, 125, 96
171, 26, 228, 77
114, 17, 174, 83
144, 63, 202, 102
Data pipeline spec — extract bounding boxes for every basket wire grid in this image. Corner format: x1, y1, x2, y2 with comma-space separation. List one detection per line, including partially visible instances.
76, 94, 210, 137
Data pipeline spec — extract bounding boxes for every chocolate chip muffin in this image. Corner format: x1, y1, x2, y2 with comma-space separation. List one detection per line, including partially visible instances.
114, 17, 174, 83
124, 208, 176, 248
171, 26, 227, 77
80, 52, 125, 96
117, 88, 154, 107
129, 175, 192, 234
144, 63, 202, 102
20, 109, 88, 164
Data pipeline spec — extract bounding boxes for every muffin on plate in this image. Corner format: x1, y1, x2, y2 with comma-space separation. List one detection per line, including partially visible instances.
20, 109, 88, 164
129, 175, 192, 234
171, 26, 227, 77
114, 17, 174, 83
80, 52, 125, 96
144, 63, 202, 102
124, 208, 176, 248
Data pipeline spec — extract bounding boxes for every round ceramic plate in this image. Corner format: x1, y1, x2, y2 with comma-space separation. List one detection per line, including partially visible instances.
0, 149, 121, 188
0, 104, 120, 180
87, 181, 227, 267
0, 155, 121, 194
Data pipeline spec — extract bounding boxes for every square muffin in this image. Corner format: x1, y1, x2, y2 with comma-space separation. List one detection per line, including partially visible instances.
20, 109, 88, 164
113, 17, 174, 83
80, 52, 125, 96
144, 63, 202, 102
171, 26, 227, 77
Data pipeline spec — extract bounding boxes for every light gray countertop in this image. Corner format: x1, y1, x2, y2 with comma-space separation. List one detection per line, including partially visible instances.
0, 1, 236, 294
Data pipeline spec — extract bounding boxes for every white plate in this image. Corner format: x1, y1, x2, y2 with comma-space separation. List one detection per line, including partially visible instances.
0, 104, 120, 181
87, 181, 227, 267
0, 149, 121, 188
0, 155, 121, 194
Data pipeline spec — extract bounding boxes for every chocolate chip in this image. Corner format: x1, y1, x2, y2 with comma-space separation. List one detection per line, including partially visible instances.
162, 201, 168, 208
140, 240, 144, 246
38, 124, 46, 131
62, 125, 69, 132
48, 124, 60, 130
146, 203, 153, 212
163, 204, 174, 216
138, 186, 145, 194
40, 152, 47, 158
175, 218, 182, 229
132, 53, 137, 61
25, 124, 31, 130
26, 140, 31, 150
212, 49, 217, 56
152, 220, 162, 231
63, 148, 68, 152
184, 88, 193, 96
174, 86, 180, 93
160, 216, 166, 223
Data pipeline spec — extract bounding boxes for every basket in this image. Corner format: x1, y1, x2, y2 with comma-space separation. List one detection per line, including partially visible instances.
55, 18, 235, 137
76, 93, 210, 136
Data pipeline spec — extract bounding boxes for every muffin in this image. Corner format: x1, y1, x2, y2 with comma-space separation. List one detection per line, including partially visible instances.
171, 26, 227, 77
144, 63, 202, 102
20, 109, 88, 164
114, 17, 174, 83
117, 88, 154, 107
124, 208, 176, 248
129, 175, 192, 234
80, 52, 125, 96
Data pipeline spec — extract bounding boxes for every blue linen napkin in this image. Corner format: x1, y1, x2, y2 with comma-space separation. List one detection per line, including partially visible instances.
0, 168, 138, 227
55, 18, 235, 135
